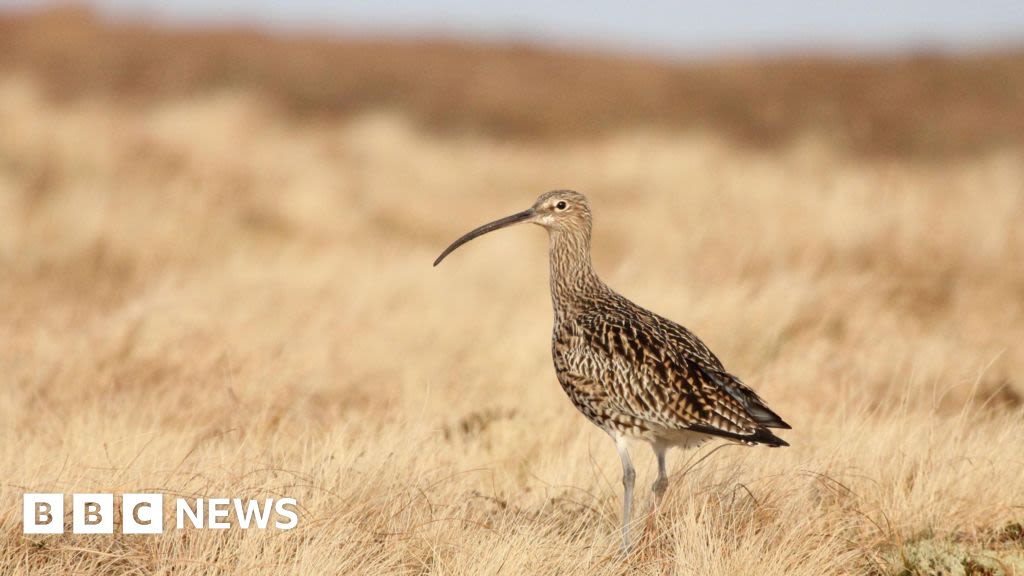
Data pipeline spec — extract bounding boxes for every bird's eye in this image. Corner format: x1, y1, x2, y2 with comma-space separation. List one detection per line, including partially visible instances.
555, 201, 568, 210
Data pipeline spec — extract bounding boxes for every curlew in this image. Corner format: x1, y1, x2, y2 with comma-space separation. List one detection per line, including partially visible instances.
434, 190, 790, 551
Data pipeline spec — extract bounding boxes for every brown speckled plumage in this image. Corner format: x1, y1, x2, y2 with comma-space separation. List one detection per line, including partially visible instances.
435, 189, 790, 551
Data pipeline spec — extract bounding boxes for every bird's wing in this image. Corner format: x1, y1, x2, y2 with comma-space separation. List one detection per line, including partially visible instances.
569, 308, 789, 445
648, 311, 791, 430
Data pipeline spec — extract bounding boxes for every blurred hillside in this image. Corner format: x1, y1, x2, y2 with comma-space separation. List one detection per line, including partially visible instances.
2, 6, 1023, 158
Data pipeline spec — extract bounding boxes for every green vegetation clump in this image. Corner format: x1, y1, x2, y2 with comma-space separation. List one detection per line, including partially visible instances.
894, 531, 1024, 576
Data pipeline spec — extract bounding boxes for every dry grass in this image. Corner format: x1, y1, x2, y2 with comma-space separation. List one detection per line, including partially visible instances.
2, 10, 1024, 576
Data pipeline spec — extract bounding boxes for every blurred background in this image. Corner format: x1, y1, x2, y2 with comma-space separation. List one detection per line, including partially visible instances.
2, 2, 1024, 155
2, 3, 1023, 574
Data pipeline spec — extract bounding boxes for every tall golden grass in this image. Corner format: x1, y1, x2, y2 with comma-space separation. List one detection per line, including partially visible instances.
2, 9, 1024, 576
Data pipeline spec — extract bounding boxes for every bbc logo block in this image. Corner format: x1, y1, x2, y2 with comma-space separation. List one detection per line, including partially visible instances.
23, 494, 63, 534
23, 493, 164, 535
73, 493, 114, 534
123, 493, 164, 534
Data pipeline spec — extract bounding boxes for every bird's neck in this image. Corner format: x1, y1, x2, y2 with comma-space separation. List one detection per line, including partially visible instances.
548, 228, 602, 319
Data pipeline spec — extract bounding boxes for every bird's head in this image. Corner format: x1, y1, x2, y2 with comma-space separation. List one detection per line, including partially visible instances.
433, 189, 592, 266
529, 189, 592, 233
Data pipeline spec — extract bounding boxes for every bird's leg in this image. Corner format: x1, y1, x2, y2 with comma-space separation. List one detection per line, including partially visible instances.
652, 443, 669, 507
615, 436, 635, 553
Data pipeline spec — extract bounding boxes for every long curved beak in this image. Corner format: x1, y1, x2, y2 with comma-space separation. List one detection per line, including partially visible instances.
433, 209, 534, 266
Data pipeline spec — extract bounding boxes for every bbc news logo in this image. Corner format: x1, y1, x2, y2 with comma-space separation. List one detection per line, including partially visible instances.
23, 494, 299, 534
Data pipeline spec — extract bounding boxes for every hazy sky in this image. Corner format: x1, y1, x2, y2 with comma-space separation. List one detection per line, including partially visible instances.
6, 0, 1024, 57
